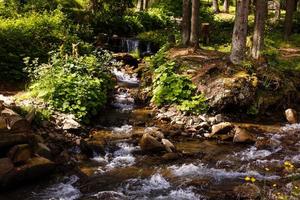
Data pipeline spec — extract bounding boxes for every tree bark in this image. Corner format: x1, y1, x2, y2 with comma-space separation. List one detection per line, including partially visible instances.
182, 0, 191, 46
223, 0, 229, 13
284, 0, 296, 39
212, 0, 220, 13
251, 0, 267, 59
230, 0, 250, 64
273, 0, 281, 22
137, 0, 144, 11
190, 0, 200, 49
143, 0, 149, 10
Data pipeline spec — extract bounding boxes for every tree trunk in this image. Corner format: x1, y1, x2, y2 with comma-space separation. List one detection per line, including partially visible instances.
251, 0, 267, 59
212, 0, 220, 13
284, 0, 296, 39
230, 0, 250, 64
190, 0, 200, 49
143, 0, 149, 10
273, 0, 281, 22
137, 0, 144, 11
182, 0, 191, 46
223, 0, 229, 13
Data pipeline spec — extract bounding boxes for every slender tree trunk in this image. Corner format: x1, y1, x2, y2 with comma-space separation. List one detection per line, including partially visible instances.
273, 0, 281, 22
190, 0, 200, 49
230, 0, 250, 64
143, 0, 149, 10
251, 0, 267, 59
137, 0, 144, 11
212, 0, 220, 13
284, 0, 296, 39
182, 0, 191, 46
223, 0, 229, 13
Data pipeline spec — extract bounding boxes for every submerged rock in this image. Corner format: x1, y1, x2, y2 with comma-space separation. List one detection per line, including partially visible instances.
233, 183, 261, 200
162, 139, 176, 153
139, 133, 164, 153
285, 108, 298, 124
205, 122, 233, 138
233, 127, 256, 143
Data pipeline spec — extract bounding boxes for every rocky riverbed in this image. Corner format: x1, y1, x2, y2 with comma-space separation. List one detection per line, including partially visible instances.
0, 54, 300, 200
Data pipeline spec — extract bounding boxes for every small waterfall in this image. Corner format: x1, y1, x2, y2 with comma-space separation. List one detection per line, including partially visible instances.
126, 39, 140, 53
118, 38, 154, 55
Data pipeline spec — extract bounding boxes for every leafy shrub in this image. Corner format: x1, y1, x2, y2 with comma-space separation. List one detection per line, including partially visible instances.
0, 9, 72, 81
93, 8, 172, 36
151, 60, 208, 114
25, 50, 114, 122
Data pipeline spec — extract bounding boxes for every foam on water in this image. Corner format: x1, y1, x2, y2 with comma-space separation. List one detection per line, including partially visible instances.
232, 146, 281, 161
29, 176, 81, 200
281, 123, 300, 132
120, 173, 170, 197
111, 89, 135, 111
169, 163, 280, 182
156, 188, 205, 200
112, 68, 139, 85
93, 143, 138, 173
92, 191, 127, 200
112, 125, 133, 134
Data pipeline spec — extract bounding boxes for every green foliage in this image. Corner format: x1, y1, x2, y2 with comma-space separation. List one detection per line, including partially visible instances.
0, 9, 73, 81
150, 44, 170, 70
151, 0, 182, 17
178, 95, 209, 114
25, 50, 114, 122
93, 8, 172, 36
151, 60, 208, 114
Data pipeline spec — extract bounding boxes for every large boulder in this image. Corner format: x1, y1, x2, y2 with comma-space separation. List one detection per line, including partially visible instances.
7, 144, 32, 164
0, 156, 55, 188
139, 133, 164, 153
202, 72, 258, 111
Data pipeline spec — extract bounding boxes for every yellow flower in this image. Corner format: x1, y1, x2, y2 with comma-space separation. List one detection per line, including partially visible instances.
284, 161, 292, 166
245, 176, 251, 181
250, 177, 256, 183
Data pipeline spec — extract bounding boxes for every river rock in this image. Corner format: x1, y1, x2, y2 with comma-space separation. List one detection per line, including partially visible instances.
162, 152, 180, 161
162, 139, 176, 153
205, 122, 233, 138
285, 108, 298, 124
35, 143, 52, 160
139, 133, 164, 152
0, 156, 55, 188
8, 144, 32, 164
233, 183, 261, 200
233, 127, 256, 143
0, 133, 31, 149
0, 158, 14, 177
86, 140, 105, 155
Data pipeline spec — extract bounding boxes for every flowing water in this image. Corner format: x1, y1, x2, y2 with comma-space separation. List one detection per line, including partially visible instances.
1, 66, 300, 200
